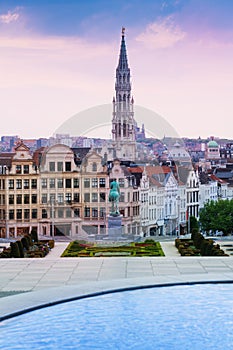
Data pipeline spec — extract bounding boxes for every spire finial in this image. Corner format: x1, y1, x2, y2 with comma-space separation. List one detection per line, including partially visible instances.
122, 27, 125, 36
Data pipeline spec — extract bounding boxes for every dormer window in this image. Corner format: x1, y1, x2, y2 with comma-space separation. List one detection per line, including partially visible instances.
24, 165, 29, 174
49, 162, 55, 172
16, 165, 22, 174
92, 162, 97, 172
65, 162, 71, 172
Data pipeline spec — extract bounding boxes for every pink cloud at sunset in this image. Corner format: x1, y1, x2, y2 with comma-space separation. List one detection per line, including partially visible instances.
0, 0, 232, 139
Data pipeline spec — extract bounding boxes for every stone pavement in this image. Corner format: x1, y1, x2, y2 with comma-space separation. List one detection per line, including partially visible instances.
1, 239, 233, 320
1, 241, 233, 293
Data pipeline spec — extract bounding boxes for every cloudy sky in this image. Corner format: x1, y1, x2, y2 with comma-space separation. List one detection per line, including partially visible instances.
0, 0, 233, 139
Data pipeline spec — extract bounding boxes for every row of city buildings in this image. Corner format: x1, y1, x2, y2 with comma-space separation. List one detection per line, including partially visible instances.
0, 139, 232, 239
0, 28, 232, 239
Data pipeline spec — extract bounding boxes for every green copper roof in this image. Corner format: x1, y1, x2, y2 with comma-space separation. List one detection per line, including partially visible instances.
207, 140, 219, 148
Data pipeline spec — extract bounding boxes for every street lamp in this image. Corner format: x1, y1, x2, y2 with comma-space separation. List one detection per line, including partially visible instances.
176, 196, 180, 237
49, 198, 55, 239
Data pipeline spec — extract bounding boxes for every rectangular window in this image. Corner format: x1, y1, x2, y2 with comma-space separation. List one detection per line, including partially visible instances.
66, 208, 72, 218
84, 178, 90, 188
16, 165, 22, 174
57, 178, 63, 188
92, 178, 98, 188
73, 193, 80, 202
119, 178, 125, 187
57, 193, 64, 204
24, 165, 29, 174
32, 209, 37, 219
84, 193, 90, 202
58, 209, 64, 218
49, 162, 55, 172
99, 178, 106, 188
92, 207, 98, 218
49, 178, 55, 188
57, 162, 63, 172
84, 207, 90, 217
31, 194, 37, 204
9, 209, 14, 220
74, 178, 79, 188
41, 194, 47, 204
16, 179, 22, 189
24, 179, 29, 189
74, 208, 80, 217
8, 179, 14, 189
24, 209, 30, 220
65, 162, 71, 172
65, 193, 72, 204
119, 193, 125, 202
65, 179, 71, 188
49, 194, 56, 203
9, 195, 14, 205
41, 178, 47, 188
100, 207, 105, 218
24, 194, 30, 204
16, 194, 22, 204
92, 193, 98, 202
17, 209, 22, 220
42, 209, 47, 219
100, 192, 106, 202
31, 179, 37, 189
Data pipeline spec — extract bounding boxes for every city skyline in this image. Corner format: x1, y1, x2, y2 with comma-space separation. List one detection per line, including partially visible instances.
1, 0, 233, 139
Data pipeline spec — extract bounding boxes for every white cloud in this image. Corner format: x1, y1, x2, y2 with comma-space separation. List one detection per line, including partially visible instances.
136, 16, 186, 49
0, 10, 20, 24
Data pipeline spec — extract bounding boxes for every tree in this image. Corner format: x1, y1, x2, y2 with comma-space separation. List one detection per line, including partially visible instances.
199, 199, 233, 235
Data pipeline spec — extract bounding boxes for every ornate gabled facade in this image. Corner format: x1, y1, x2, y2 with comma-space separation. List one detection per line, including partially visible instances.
112, 28, 136, 162
0, 141, 39, 238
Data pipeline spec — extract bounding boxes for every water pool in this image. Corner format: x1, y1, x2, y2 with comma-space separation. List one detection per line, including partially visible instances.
1, 283, 233, 350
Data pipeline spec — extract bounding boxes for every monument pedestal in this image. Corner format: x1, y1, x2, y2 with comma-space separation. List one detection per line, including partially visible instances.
107, 214, 123, 239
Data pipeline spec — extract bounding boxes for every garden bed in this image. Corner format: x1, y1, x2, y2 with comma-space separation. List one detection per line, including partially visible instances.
62, 239, 165, 257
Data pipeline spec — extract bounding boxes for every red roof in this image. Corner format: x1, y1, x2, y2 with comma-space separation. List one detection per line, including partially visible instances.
128, 167, 143, 173
145, 165, 171, 176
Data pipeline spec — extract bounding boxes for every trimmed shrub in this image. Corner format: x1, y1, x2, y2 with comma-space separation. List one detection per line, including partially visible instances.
0, 248, 11, 258
25, 234, 33, 247
30, 229, 38, 243
10, 242, 20, 258
48, 240, 55, 249
21, 237, 29, 250
16, 240, 24, 258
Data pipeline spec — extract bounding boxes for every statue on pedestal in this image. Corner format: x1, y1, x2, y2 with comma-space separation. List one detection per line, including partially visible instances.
109, 179, 120, 216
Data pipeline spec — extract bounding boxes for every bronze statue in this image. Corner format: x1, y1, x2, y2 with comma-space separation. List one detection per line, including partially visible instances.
109, 179, 120, 216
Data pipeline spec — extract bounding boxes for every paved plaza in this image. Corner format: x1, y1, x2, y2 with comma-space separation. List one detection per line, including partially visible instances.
1, 240, 233, 321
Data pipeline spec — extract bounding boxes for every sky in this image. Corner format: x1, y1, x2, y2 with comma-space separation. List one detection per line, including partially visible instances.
0, 0, 233, 140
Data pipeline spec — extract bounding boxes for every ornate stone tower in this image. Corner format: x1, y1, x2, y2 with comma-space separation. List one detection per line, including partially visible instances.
112, 28, 136, 161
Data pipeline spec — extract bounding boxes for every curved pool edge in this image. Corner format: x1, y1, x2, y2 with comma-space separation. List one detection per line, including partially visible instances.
1, 273, 233, 322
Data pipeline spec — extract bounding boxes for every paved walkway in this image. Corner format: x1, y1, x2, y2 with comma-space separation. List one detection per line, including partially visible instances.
1, 239, 233, 320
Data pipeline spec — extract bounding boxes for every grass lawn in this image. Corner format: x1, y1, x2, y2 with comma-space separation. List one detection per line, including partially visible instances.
61, 239, 165, 257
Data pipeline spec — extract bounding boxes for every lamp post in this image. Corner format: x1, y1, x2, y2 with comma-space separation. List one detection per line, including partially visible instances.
176, 196, 180, 237
50, 198, 55, 239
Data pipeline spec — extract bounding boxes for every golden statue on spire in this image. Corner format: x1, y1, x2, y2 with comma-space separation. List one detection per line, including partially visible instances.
122, 27, 125, 36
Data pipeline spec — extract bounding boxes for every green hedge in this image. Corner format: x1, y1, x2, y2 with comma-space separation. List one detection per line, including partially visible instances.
175, 233, 228, 257
0, 237, 55, 258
